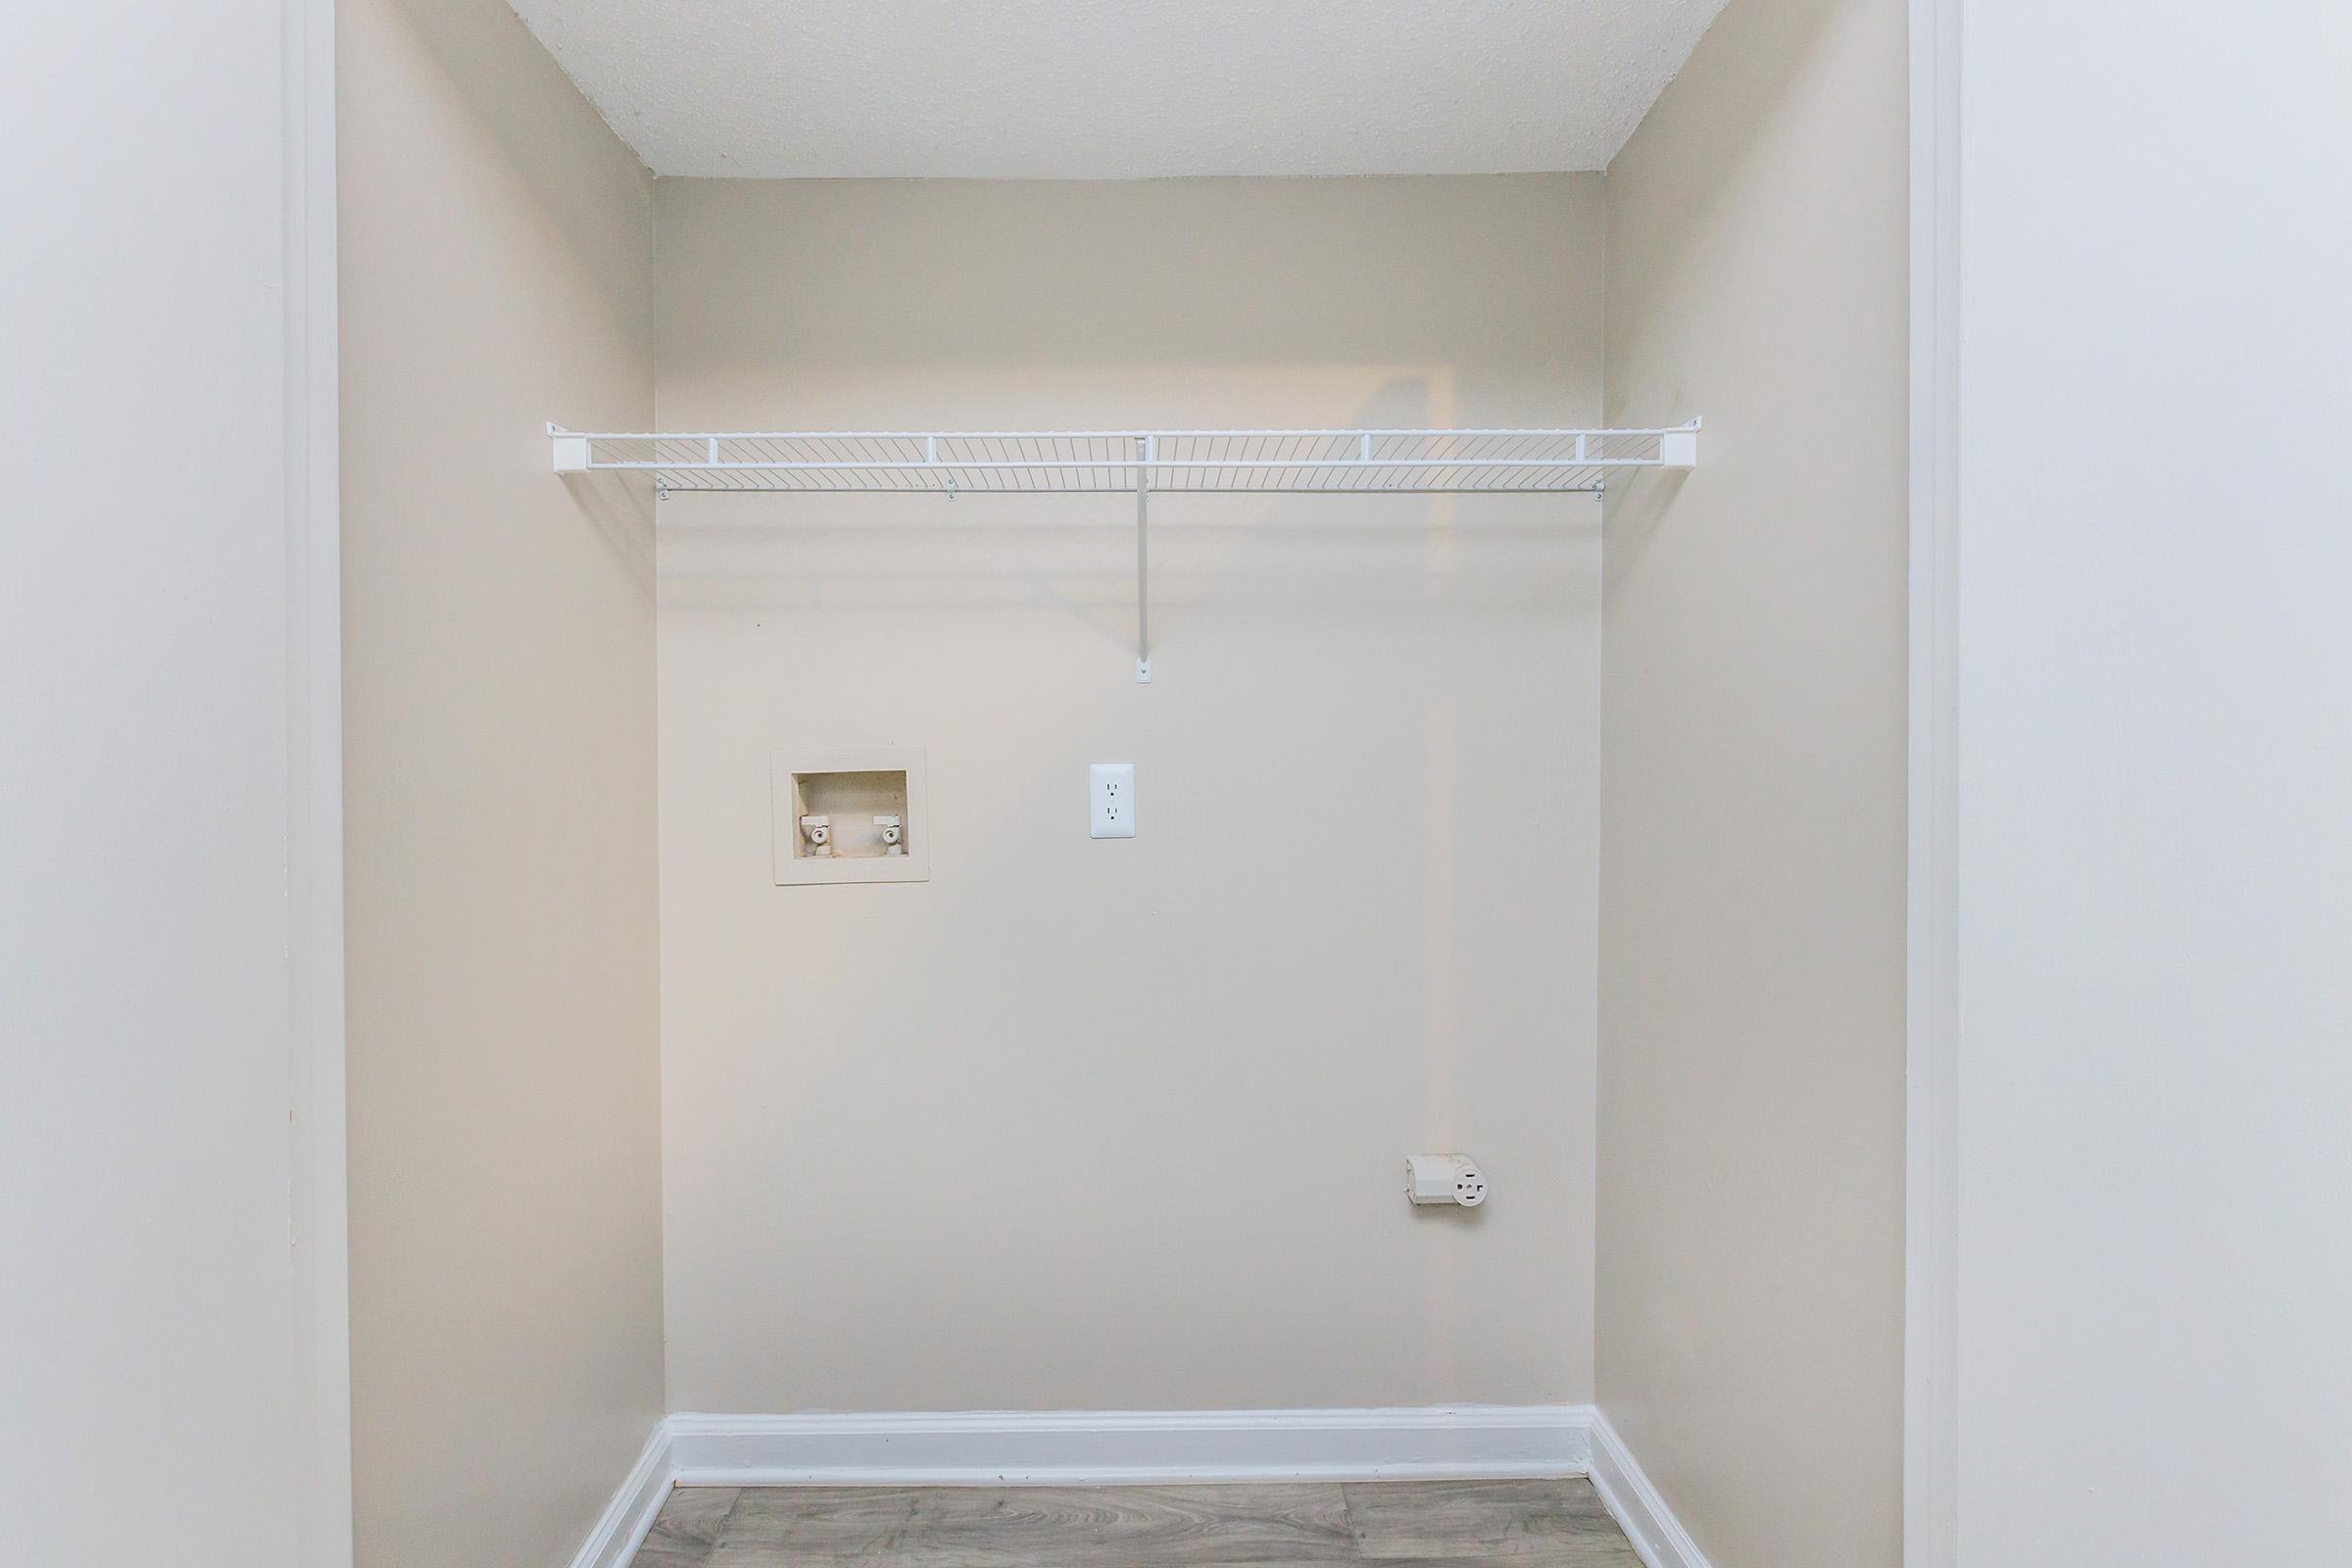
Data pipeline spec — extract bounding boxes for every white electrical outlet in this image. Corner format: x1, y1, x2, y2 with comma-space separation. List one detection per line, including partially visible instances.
1090, 762, 1135, 838
1405, 1153, 1488, 1207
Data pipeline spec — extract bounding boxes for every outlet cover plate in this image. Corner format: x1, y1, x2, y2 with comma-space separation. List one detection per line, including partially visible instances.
1090, 762, 1136, 839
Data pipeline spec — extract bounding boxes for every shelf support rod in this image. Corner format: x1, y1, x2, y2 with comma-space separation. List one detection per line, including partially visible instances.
1135, 435, 1152, 683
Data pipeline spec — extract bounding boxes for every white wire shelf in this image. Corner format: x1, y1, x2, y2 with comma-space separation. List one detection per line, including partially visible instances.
549, 424, 1698, 497
549, 420, 1698, 682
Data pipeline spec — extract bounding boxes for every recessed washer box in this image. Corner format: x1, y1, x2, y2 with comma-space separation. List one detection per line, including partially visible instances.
771, 748, 929, 886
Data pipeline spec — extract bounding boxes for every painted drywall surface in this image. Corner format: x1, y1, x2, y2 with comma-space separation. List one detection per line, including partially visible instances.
1595, 0, 1908, 1561
1954, 5, 2352, 1563
338, 0, 662, 1563
656, 174, 1603, 1412
509, 0, 1731, 180
0, 4, 313, 1560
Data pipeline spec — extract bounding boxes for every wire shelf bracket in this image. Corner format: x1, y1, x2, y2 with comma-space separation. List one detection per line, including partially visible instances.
549, 421, 1700, 683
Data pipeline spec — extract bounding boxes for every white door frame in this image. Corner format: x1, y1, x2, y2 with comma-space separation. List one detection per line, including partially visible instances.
277, 1, 1963, 1559
285, 0, 352, 1560
1905, 0, 1961, 1561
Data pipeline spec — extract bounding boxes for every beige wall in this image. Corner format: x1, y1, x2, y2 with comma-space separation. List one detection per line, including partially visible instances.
655, 174, 1604, 1412
1596, 0, 1907, 1562
338, 0, 663, 1562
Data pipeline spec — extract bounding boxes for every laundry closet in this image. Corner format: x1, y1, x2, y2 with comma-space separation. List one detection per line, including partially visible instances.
333, 2, 1906, 1566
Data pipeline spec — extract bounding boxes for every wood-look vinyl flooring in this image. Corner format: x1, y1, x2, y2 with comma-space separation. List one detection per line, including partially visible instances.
628, 1479, 1644, 1568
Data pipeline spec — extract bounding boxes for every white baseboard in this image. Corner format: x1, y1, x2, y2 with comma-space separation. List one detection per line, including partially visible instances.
566, 1421, 677, 1568
663, 1405, 1594, 1487
1586, 1412, 1714, 1568
567, 1404, 1625, 1567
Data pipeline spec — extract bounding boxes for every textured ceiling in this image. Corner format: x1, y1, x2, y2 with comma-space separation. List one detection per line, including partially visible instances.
504, 0, 1731, 180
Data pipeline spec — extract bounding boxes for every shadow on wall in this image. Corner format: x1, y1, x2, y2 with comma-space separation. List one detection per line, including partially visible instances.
560, 469, 658, 596
1598, 466, 1692, 597
387, 0, 653, 328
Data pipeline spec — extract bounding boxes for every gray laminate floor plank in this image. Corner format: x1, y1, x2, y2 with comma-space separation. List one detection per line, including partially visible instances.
717, 1486, 928, 1555
910, 1482, 1356, 1566
710, 1483, 1354, 1567
633, 1486, 741, 1568
635, 1479, 1640, 1568
705, 1557, 1642, 1568
1341, 1480, 1624, 1561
